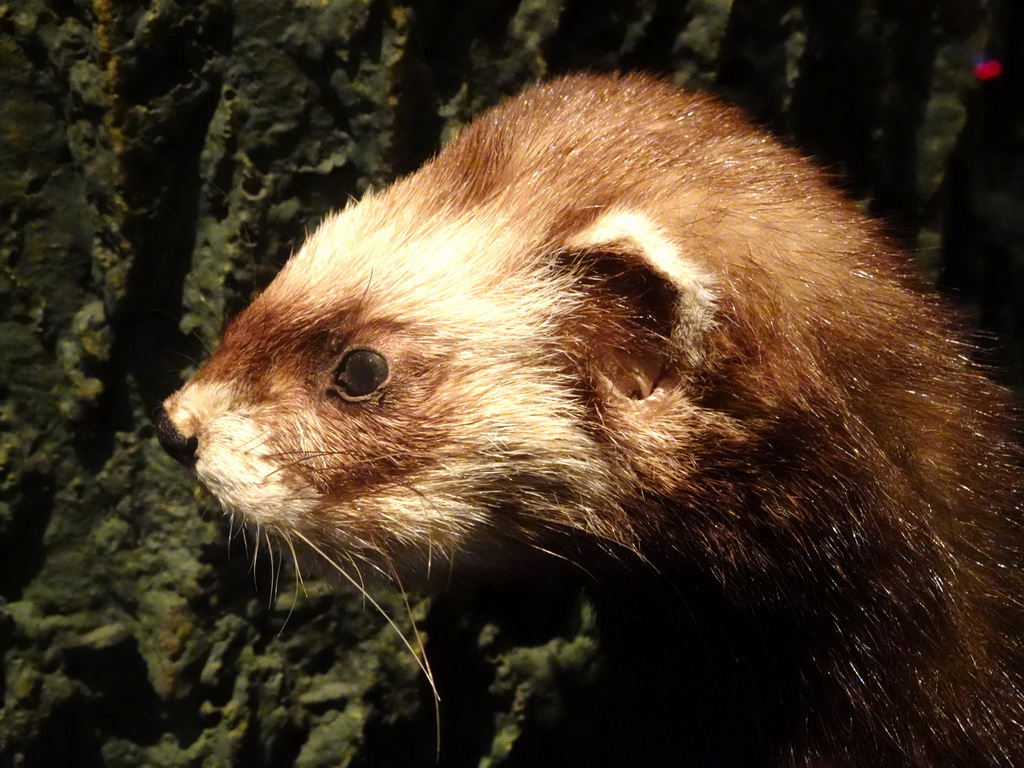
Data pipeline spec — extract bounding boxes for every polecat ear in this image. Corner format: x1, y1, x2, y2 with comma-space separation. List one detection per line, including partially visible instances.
562, 209, 717, 400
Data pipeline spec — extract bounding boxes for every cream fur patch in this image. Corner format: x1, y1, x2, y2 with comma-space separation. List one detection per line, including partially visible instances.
267, 201, 574, 370
164, 380, 316, 531
567, 208, 717, 362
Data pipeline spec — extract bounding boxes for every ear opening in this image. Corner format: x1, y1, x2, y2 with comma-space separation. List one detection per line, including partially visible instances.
561, 209, 716, 400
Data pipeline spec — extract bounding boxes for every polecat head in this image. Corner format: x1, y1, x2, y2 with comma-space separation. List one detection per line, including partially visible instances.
155, 73, 981, 592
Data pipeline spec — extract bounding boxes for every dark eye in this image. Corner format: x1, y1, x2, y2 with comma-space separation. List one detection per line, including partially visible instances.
334, 349, 389, 400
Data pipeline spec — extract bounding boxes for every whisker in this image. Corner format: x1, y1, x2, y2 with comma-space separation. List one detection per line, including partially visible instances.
277, 533, 304, 635
285, 535, 309, 598
527, 540, 600, 582
263, 448, 431, 478
250, 522, 263, 592
266, 529, 281, 609
389, 564, 442, 758
291, 531, 440, 708
167, 347, 203, 369
342, 551, 370, 604
239, 519, 251, 560
238, 429, 275, 455
338, 547, 401, 604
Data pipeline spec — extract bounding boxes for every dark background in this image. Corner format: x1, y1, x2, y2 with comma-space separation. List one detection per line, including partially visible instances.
1, 1, 1022, 766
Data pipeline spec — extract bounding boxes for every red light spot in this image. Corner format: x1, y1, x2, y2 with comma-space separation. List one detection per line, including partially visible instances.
974, 59, 1003, 81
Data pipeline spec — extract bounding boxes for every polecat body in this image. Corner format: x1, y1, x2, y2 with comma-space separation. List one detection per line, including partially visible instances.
155, 74, 1024, 765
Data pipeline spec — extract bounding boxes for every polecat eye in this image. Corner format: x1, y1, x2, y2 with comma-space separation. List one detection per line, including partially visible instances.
334, 349, 389, 400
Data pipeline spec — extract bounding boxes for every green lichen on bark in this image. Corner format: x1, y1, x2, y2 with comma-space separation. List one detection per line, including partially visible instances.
1, 0, 1021, 766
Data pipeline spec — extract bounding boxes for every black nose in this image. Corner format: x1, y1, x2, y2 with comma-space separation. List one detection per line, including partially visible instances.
153, 406, 198, 469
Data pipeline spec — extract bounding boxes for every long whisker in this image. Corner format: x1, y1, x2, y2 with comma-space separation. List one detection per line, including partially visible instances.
266, 529, 281, 609
249, 522, 261, 585
342, 551, 371, 605
277, 533, 305, 635
291, 531, 440, 707
389, 564, 442, 758
285, 535, 309, 598
226, 511, 237, 564
237, 516, 250, 561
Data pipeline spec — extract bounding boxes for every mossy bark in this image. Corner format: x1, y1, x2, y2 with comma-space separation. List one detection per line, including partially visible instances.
1, 1, 1020, 766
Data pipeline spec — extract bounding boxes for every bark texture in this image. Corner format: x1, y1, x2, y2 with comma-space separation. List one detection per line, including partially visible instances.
0, 1, 1020, 766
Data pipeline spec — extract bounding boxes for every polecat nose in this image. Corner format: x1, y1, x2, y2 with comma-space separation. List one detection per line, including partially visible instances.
152, 406, 198, 470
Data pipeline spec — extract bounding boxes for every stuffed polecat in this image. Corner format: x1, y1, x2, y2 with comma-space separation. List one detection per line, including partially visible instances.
155, 73, 1024, 766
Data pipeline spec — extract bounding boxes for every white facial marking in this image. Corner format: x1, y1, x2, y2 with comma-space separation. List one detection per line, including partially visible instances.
568, 208, 718, 363
166, 381, 315, 530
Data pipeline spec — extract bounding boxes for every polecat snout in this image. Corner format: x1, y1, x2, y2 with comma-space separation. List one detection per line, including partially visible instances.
154, 73, 1024, 765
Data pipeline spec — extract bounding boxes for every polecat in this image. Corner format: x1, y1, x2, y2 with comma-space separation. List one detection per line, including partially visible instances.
154, 73, 1024, 766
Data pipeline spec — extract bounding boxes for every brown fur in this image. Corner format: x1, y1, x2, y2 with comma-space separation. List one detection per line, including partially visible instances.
156, 73, 1024, 765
